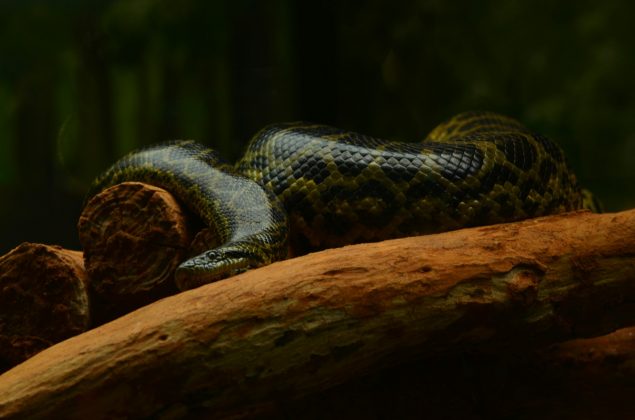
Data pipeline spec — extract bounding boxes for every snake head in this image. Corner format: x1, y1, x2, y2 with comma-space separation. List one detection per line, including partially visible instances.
174, 247, 262, 290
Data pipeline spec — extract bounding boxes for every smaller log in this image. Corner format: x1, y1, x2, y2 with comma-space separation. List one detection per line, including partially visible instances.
78, 182, 190, 322
0, 243, 89, 372
543, 325, 635, 377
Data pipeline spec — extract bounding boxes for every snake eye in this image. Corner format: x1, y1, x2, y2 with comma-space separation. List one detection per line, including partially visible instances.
175, 248, 256, 290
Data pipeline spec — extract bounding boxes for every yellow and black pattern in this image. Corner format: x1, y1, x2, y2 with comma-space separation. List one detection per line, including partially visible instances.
86, 140, 288, 287
86, 111, 596, 289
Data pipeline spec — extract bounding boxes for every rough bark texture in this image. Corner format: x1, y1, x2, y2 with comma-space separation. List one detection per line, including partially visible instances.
0, 243, 89, 373
2, 209, 635, 418
78, 182, 189, 322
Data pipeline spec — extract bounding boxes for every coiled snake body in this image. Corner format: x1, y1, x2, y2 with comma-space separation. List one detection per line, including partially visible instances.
87, 111, 598, 289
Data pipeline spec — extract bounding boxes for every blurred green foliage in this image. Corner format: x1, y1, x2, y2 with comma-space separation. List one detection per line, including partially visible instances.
1, 0, 634, 253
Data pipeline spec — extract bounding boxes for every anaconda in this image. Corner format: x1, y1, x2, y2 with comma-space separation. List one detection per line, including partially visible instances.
86, 111, 599, 290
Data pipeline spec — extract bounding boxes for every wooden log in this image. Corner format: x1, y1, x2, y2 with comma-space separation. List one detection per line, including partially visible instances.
2, 209, 635, 418
77, 182, 191, 322
0, 243, 89, 373
278, 326, 635, 419
546, 325, 635, 370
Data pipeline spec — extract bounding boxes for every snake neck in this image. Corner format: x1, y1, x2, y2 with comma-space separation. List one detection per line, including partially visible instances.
86, 140, 289, 267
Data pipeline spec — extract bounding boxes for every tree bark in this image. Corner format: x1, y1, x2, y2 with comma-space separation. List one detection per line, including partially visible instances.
1, 209, 635, 418
0, 243, 89, 373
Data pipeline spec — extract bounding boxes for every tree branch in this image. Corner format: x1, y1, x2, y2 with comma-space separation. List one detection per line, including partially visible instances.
2, 209, 635, 418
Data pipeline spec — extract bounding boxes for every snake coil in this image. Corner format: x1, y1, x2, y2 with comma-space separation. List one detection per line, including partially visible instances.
86, 111, 598, 289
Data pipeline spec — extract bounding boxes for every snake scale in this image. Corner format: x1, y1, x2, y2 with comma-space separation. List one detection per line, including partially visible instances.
86, 111, 599, 290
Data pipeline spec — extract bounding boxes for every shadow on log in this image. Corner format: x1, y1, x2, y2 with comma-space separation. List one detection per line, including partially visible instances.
1, 209, 635, 418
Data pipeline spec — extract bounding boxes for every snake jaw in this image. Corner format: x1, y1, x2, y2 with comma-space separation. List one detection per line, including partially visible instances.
174, 248, 255, 291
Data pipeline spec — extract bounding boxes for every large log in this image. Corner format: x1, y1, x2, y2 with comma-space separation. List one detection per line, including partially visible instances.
1, 209, 635, 418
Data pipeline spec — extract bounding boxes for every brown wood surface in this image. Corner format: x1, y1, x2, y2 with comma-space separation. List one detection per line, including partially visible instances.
2, 209, 635, 418
77, 182, 191, 322
0, 243, 89, 372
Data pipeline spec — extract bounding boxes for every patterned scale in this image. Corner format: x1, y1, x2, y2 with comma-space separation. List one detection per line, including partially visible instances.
87, 111, 594, 289
87, 140, 288, 288
237, 111, 586, 251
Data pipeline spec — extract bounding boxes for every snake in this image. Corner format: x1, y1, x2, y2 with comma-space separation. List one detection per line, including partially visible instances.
86, 111, 599, 290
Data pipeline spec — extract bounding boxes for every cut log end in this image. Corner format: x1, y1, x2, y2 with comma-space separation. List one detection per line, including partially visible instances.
0, 243, 89, 372
77, 182, 191, 321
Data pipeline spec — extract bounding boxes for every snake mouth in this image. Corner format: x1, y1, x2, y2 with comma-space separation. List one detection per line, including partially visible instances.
174, 250, 254, 290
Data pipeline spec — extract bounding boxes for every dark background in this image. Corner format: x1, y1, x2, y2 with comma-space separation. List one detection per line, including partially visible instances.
1, 0, 634, 254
